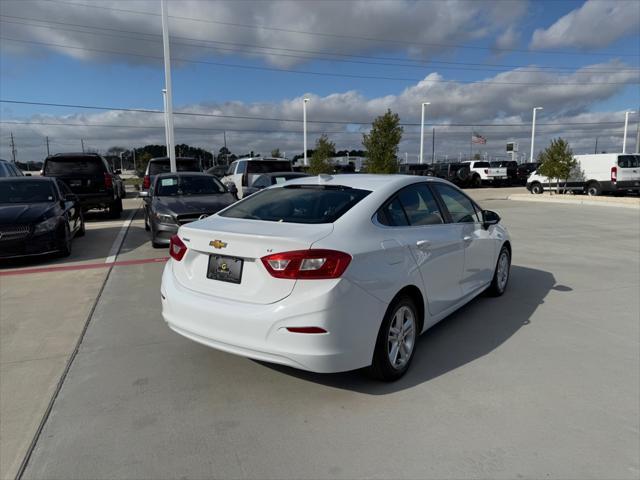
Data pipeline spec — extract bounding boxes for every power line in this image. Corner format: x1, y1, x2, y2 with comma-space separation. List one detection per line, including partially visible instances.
2, 36, 636, 86
44, 0, 640, 58
2, 16, 638, 75
0, 99, 628, 127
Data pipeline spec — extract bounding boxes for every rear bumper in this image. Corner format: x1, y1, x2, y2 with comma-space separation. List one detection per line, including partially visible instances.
76, 193, 116, 209
160, 261, 386, 373
613, 180, 640, 191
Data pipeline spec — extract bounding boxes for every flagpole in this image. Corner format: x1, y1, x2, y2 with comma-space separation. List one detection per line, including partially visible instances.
470, 128, 473, 160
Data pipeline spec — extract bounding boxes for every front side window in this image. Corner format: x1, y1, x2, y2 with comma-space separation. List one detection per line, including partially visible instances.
220, 185, 370, 224
432, 183, 480, 223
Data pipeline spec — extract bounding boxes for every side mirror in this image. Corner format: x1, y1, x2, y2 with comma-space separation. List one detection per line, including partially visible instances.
139, 190, 149, 198
482, 210, 500, 229
225, 182, 238, 195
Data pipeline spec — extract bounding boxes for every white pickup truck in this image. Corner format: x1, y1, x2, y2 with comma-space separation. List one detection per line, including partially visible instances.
462, 161, 508, 187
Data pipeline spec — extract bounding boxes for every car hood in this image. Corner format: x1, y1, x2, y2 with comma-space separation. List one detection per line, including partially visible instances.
153, 194, 235, 215
0, 202, 56, 224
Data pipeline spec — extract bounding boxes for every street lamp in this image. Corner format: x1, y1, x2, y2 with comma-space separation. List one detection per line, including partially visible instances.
160, 0, 176, 172
529, 107, 543, 163
419, 102, 430, 165
623, 110, 635, 154
303, 97, 310, 167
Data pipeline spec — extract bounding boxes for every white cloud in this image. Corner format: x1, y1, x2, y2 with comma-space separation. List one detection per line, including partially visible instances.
531, 0, 640, 50
494, 26, 520, 51
0, 0, 529, 66
2, 61, 638, 161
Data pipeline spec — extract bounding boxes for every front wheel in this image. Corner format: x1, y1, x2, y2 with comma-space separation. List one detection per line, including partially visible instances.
59, 224, 72, 258
369, 295, 418, 381
530, 182, 543, 194
487, 245, 510, 297
585, 182, 601, 196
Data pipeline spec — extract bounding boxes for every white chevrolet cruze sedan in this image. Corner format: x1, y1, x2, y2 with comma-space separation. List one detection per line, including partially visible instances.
161, 174, 511, 381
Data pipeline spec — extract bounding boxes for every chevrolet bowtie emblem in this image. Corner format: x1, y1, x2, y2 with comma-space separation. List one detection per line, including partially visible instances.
210, 240, 227, 249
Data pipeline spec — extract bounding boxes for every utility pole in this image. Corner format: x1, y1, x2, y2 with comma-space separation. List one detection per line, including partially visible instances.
81, 138, 85, 153
432, 128, 435, 163
419, 102, 429, 164
623, 110, 635, 154
133, 148, 137, 172
9, 132, 17, 163
161, 0, 176, 172
594, 137, 598, 154
45, 136, 50, 156
303, 98, 310, 167
635, 114, 640, 154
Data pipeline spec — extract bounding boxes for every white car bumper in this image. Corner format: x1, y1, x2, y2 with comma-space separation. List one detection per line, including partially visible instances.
160, 261, 386, 373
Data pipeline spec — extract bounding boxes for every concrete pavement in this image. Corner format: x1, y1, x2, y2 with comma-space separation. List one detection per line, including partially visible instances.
8, 195, 638, 479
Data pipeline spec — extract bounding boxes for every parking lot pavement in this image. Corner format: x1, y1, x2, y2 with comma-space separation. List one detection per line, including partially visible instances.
0, 199, 144, 480
8, 195, 640, 479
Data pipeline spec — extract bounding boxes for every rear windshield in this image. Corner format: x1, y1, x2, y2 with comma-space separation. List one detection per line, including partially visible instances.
156, 175, 226, 196
474, 161, 490, 168
0, 181, 56, 204
246, 161, 292, 174
45, 157, 104, 175
149, 159, 201, 175
618, 155, 640, 168
220, 185, 370, 224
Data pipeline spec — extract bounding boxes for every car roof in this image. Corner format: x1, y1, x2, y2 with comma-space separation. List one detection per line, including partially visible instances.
155, 171, 212, 177
149, 157, 197, 162
259, 172, 308, 177
46, 152, 101, 158
283, 174, 447, 193
0, 176, 53, 183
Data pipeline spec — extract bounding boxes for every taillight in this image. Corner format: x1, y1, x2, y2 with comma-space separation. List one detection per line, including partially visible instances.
169, 235, 187, 261
261, 249, 351, 279
143, 175, 151, 189
104, 172, 113, 189
611, 166, 617, 182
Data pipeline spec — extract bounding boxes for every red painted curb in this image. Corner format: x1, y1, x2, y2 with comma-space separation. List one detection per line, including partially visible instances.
0, 257, 169, 277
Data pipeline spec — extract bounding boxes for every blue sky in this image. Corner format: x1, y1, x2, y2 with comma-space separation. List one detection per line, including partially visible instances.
1, 0, 639, 160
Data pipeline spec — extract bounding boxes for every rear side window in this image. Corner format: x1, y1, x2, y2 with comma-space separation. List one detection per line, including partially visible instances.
220, 185, 370, 224
246, 161, 292, 174
474, 161, 490, 168
377, 184, 444, 227
618, 155, 639, 168
44, 156, 104, 175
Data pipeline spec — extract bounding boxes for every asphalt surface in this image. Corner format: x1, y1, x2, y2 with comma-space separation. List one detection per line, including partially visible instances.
1, 189, 639, 479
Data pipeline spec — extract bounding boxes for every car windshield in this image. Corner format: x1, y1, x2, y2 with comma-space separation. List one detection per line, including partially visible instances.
149, 159, 201, 175
220, 185, 370, 224
0, 181, 56, 204
618, 155, 640, 168
44, 157, 103, 175
155, 175, 226, 196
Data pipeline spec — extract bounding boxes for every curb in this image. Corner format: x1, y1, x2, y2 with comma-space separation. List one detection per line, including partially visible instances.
508, 194, 640, 210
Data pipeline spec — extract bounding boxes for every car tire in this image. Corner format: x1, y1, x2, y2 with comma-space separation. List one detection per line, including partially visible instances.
585, 181, 601, 196
109, 198, 123, 219
76, 213, 86, 237
368, 295, 418, 382
487, 245, 510, 297
59, 224, 72, 258
530, 182, 543, 194
456, 167, 470, 183
144, 211, 150, 231
471, 174, 481, 188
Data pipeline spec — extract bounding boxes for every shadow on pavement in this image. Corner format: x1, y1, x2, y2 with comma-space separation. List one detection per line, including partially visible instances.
262, 265, 568, 394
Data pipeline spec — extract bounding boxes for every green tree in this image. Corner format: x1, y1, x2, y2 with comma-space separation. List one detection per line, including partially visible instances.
537, 138, 577, 194
136, 152, 153, 175
309, 135, 335, 175
362, 109, 403, 173
271, 148, 282, 158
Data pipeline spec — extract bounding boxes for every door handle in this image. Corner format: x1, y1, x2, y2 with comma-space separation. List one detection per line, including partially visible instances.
416, 240, 431, 251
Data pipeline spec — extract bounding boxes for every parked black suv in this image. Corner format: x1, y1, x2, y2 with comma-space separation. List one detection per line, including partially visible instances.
516, 162, 540, 185
427, 162, 471, 187
490, 160, 518, 185
42, 153, 124, 218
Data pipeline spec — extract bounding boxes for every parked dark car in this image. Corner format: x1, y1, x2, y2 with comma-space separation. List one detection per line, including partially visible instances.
427, 162, 472, 187
142, 157, 202, 195
398, 164, 432, 176
143, 172, 236, 247
0, 159, 24, 177
516, 162, 540, 185
243, 172, 310, 196
490, 160, 518, 185
0, 177, 84, 259
42, 153, 124, 218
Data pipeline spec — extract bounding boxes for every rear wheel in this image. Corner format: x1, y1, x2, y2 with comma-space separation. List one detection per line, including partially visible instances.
530, 182, 543, 194
109, 198, 123, 219
487, 245, 510, 297
144, 210, 150, 231
585, 182, 601, 196
369, 295, 418, 381
471, 174, 481, 188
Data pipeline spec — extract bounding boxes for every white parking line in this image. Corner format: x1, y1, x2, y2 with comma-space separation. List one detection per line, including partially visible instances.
104, 208, 137, 264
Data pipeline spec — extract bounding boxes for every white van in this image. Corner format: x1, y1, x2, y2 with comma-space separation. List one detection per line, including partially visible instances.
526, 153, 640, 196
220, 157, 292, 199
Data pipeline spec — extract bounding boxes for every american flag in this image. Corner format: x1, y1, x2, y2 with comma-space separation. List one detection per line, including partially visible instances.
471, 132, 487, 144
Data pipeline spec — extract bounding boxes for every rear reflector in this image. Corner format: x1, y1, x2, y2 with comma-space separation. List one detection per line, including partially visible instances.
104, 172, 113, 189
142, 175, 151, 189
169, 235, 187, 261
611, 166, 617, 182
286, 327, 327, 334
261, 249, 351, 279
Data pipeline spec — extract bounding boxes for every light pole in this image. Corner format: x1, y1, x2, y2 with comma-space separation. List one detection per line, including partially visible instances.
529, 107, 543, 163
419, 102, 430, 165
303, 97, 310, 167
161, 0, 176, 172
622, 110, 635, 154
